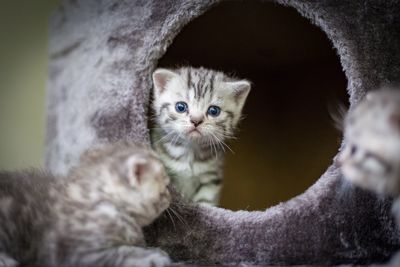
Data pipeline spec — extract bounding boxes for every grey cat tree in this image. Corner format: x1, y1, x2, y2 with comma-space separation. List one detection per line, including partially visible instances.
46, 0, 400, 265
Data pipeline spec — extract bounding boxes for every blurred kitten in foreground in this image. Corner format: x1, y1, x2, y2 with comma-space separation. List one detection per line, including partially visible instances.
339, 87, 400, 266
339, 88, 400, 197
0, 141, 171, 267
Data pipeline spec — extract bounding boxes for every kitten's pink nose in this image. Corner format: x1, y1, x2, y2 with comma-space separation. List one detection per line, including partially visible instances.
190, 116, 204, 127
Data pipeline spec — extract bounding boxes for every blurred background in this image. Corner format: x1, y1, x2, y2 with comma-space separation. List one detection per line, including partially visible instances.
0, 0, 59, 169
0, 1, 348, 211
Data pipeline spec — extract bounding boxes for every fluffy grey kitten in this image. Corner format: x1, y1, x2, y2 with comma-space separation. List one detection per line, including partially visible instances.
339, 88, 400, 197
151, 66, 251, 205
339, 88, 400, 266
0, 141, 171, 267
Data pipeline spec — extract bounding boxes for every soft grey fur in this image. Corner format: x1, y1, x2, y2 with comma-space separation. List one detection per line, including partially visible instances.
0, 142, 171, 267
339, 89, 400, 267
151, 66, 250, 205
46, 0, 400, 265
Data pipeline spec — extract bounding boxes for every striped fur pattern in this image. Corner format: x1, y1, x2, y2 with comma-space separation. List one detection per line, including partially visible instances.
151, 67, 251, 205
0, 141, 171, 267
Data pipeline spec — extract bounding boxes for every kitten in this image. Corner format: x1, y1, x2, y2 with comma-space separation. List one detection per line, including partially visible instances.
338, 88, 400, 266
339, 88, 400, 266
0, 141, 171, 267
338, 88, 400, 197
151, 66, 251, 205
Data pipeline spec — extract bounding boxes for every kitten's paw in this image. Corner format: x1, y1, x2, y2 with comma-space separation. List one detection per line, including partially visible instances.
142, 251, 171, 267
123, 249, 171, 267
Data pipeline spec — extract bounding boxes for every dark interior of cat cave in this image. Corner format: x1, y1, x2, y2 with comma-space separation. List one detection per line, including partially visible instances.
156, 1, 348, 210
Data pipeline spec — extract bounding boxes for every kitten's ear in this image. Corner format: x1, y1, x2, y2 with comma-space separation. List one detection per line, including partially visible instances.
125, 156, 149, 187
226, 80, 251, 105
152, 68, 177, 93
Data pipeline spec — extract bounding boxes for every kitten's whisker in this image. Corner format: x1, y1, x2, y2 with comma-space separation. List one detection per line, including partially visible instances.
206, 137, 212, 154
169, 206, 189, 229
219, 139, 234, 154
154, 131, 175, 144
214, 132, 235, 154
211, 138, 218, 158
216, 140, 226, 153
328, 101, 348, 131
165, 209, 176, 230
201, 126, 222, 155
209, 136, 218, 158
213, 129, 236, 140
210, 132, 234, 154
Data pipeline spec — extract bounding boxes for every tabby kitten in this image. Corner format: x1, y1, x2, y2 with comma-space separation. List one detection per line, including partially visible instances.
0, 141, 171, 267
151, 66, 251, 205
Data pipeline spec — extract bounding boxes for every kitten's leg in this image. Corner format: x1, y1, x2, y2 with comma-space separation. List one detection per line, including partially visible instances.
192, 181, 221, 205
66, 246, 171, 267
0, 253, 18, 267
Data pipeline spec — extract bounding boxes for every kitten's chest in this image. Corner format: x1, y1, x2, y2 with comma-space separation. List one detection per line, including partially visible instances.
158, 142, 222, 196
159, 142, 221, 173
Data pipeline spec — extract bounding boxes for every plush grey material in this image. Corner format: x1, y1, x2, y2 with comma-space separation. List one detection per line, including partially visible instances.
46, 0, 400, 265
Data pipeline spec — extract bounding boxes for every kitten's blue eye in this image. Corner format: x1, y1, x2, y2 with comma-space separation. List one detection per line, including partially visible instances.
207, 106, 221, 117
175, 102, 188, 113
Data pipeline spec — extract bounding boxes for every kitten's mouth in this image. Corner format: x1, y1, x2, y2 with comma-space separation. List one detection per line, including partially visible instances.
187, 128, 202, 137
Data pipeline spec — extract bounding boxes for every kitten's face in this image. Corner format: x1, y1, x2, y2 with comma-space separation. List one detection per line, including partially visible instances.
339, 89, 400, 196
80, 142, 171, 220
152, 67, 250, 146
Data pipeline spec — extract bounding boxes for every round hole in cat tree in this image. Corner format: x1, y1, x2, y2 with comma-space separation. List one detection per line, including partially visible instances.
157, 1, 348, 210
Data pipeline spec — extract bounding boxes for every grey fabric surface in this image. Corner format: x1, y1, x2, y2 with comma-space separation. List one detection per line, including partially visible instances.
46, 0, 400, 265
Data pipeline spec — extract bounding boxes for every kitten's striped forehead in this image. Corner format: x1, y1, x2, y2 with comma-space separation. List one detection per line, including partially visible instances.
181, 67, 218, 100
